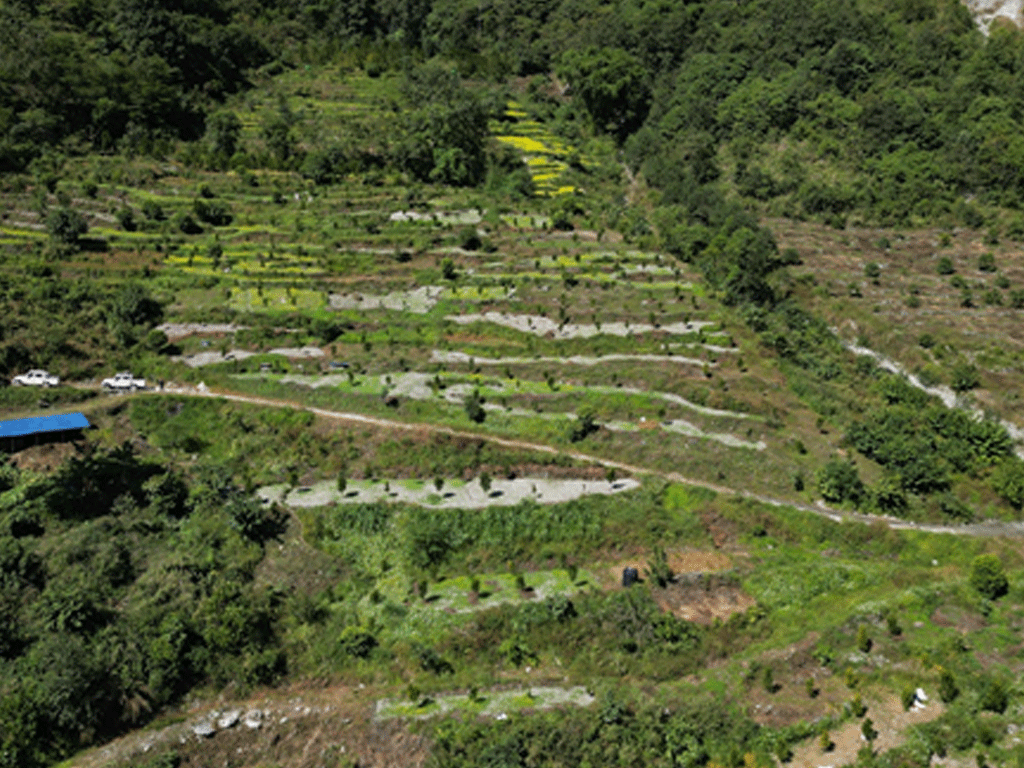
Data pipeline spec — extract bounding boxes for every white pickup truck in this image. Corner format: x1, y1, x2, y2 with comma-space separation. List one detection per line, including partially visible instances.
101, 371, 146, 392
11, 369, 59, 387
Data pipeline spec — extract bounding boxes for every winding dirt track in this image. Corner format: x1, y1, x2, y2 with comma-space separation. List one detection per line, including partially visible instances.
167, 385, 1024, 539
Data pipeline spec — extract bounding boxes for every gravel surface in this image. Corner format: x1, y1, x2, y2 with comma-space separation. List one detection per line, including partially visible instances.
329, 285, 446, 314
176, 347, 324, 367
431, 349, 709, 367
446, 311, 718, 339
157, 322, 249, 340
260, 477, 640, 509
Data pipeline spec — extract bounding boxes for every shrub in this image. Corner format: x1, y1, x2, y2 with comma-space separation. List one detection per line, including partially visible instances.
116, 207, 137, 231
850, 693, 867, 717
463, 389, 486, 424
458, 227, 482, 251
901, 686, 916, 711
978, 252, 997, 272
978, 676, 1009, 713
938, 668, 959, 703
818, 731, 834, 752
192, 199, 233, 226
861, 717, 878, 744
990, 458, 1024, 509
936, 256, 955, 275
338, 626, 377, 658
970, 554, 1008, 600
950, 362, 980, 393
566, 407, 599, 443
645, 545, 673, 588
142, 200, 165, 220
856, 624, 872, 653
817, 460, 864, 505
885, 613, 902, 637
46, 207, 88, 246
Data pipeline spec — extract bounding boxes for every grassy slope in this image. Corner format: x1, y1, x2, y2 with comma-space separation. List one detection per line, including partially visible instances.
3, 64, 1024, 768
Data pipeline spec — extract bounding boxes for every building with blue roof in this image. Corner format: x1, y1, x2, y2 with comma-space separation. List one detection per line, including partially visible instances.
0, 412, 90, 452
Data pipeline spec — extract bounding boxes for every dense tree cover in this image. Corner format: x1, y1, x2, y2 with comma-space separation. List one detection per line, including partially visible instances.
13, 0, 1024, 231
0, 447, 286, 768
844, 373, 1023, 513
0, 0, 268, 170
0, 273, 163, 379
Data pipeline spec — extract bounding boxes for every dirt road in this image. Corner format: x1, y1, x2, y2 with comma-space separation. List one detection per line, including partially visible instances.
161, 384, 1024, 539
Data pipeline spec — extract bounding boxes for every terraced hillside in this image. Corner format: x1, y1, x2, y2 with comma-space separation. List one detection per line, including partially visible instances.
2, 48, 1024, 768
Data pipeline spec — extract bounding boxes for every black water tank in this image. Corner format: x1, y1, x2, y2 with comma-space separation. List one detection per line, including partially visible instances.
622, 567, 639, 587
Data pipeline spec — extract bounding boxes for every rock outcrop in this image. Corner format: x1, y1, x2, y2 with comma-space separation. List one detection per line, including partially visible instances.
964, 0, 1024, 33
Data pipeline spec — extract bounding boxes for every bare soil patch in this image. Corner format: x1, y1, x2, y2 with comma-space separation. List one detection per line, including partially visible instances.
930, 604, 988, 633
7, 440, 82, 472
600, 549, 752, 624
788, 688, 945, 768
654, 575, 756, 625
71, 684, 431, 768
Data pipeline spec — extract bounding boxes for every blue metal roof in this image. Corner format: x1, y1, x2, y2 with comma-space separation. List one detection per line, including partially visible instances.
0, 412, 90, 439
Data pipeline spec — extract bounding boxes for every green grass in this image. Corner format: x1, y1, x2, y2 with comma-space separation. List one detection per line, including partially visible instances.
415, 568, 594, 613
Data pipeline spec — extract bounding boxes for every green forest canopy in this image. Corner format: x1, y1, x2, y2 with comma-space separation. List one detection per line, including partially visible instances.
7, 0, 1024, 227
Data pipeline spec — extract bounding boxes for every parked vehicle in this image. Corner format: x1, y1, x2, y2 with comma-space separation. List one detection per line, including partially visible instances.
11, 369, 59, 387
101, 371, 146, 392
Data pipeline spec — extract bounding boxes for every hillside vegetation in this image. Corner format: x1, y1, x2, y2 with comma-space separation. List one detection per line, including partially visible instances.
2, 1, 1024, 767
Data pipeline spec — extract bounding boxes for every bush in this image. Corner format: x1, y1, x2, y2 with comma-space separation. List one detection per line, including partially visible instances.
817, 460, 864, 505
938, 668, 959, 703
645, 545, 673, 588
192, 199, 233, 226
901, 686, 916, 711
978, 676, 1009, 713
937, 256, 955, 275
116, 207, 137, 231
142, 200, 165, 221
970, 554, 1008, 600
458, 227, 482, 251
566, 407, 600, 443
46, 207, 88, 246
338, 626, 377, 659
856, 624, 872, 653
463, 389, 486, 424
990, 458, 1024, 509
950, 362, 980, 393
978, 252, 997, 272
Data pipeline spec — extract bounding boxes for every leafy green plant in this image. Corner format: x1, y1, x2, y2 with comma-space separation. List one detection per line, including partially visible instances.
970, 554, 1008, 600
463, 389, 486, 423
856, 625, 872, 654
938, 668, 959, 703
817, 460, 864, 505
645, 545, 673, 588
901, 686, 916, 711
